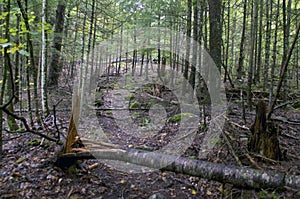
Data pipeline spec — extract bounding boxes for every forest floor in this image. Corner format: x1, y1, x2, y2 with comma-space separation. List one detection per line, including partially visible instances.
1, 67, 300, 198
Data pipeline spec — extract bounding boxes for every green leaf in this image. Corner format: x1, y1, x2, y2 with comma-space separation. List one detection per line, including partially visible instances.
16, 157, 26, 164
18, 49, 29, 57
0, 38, 8, 44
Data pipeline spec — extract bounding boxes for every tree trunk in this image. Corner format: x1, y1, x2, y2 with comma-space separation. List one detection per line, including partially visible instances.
263, 0, 272, 91
208, 0, 222, 102
182, 0, 192, 92
255, 0, 263, 84
47, 1, 66, 87
268, 0, 280, 108
56, 147, 300, 190
208, 0, 222, 72
41, 0, 49, 115
247, 0, 258, 111
224, 1, 230, 84
236, 0, 247, 80
267, 22, 300, 120
282, 0, 291, 101
17, 0, 40, 125
248, 101, 281, 160
189, 0, 198, 89
4, 0, 19, 131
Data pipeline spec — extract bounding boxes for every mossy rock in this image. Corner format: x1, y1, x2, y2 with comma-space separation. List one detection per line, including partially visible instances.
130, 102, 140, 109
169, 112, 195, 123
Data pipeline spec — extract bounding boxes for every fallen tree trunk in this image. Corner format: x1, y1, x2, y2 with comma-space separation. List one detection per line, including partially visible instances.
57, 148, 300, 190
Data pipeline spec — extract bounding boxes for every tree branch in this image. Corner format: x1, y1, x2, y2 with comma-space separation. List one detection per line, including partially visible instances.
267, 22, 300, 120
1, 107, 59, 142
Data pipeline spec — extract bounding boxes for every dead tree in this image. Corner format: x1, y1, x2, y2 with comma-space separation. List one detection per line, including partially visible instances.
248, 100, 281, 160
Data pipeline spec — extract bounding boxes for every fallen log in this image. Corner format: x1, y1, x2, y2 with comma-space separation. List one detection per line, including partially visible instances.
56, 148, 300, 190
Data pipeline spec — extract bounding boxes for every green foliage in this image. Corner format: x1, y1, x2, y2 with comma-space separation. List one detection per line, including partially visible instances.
258, 190, 280, 199
16, 157, 26, 164
131, 112, 139, 119
169, 112, 194, 123
104, 110, 113, 115
129, 101, 140, 109
28, 138, 42, 146
124, 94, 135, 101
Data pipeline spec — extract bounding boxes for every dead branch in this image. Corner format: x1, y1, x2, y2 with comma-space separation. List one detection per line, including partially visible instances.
244, 152, 263, 170
1, 107, 58, 142
267, 22, 300, 120
222, 131, 243, 167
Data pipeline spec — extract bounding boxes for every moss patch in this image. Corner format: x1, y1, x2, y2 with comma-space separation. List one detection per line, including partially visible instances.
130, 102, 140, 109
124, 94, 135, 101
169, 112, 194, 123
28, 138, 42, 146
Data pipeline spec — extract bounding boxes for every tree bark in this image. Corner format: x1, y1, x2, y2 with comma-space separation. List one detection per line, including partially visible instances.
267, 22, 300, 120
57, 148, 300, 190
263, 0, 271, 91
268, 0, 280, 108
47, 1, 66, 87
236, 0, 247, 80
248, 100, 281, 160
208, 0, 222, 72
189, 0, 198, 89
182, 0, 192, 92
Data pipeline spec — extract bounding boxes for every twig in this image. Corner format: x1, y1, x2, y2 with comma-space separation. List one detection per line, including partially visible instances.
250, 152, 278, 164
228, 121, 250, 131
1, 106, 58, 142
272, 116, 300, 125
53, 103, 61, 141
2, 133, 23, 141
274, 100, 298, 110
222, 131, 243, 167
14, 108, 72, 113
0, 95, 15, 110
244, 151, 263, 170
280, 132, 299, 141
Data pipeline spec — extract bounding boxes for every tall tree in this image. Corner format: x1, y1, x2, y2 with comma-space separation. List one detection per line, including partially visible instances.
263, 0, 272, 91
4, 0, 18, 130
282, 0, 292, 100
255, 0, 264, 84
208, 0, 222, 101
268, 0, 280, 107
247, 0, 258, 110
182, 0, 192, 92
47, 0, 66, 87
17, 0, 41, 125
208, 0, 222, 72
41, 0, 49, 115
189, 0, 198, 89
236, 0, 247, 80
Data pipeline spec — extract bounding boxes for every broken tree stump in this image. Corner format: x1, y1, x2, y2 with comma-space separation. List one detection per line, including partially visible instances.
248, 100, 282, 160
